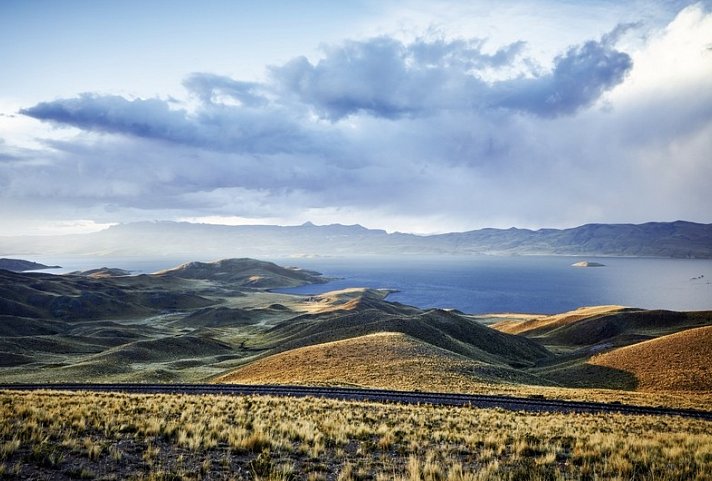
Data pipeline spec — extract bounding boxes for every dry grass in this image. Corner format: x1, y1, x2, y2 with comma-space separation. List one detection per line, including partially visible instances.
1, 390, 711, 480
492, 306, 628, 335
294, 288, 392, 314
217, 332, 547, 388
590, 325, 712, 393
215, 331, 712, 411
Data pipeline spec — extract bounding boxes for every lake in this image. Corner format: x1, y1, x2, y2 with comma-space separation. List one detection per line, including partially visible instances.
16, 254, 712, 314
272, 256, 712, 314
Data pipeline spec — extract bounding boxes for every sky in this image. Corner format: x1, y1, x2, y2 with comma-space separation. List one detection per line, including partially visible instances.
1, 0, 711, 235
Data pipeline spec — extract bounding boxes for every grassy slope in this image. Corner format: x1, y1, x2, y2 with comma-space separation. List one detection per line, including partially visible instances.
0, 269, 215, 322
588, 325, 712, 392
218, 332, 552, 389
492, 305, 627, 335
509, 308, 712, 392
259, 289, 551, 369
493, 307, 712, 345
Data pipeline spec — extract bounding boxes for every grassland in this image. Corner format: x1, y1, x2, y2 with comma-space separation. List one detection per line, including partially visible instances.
1, 390, 711, 480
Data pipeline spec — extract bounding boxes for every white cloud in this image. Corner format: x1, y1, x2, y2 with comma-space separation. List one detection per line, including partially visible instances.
1, 3, 711, 234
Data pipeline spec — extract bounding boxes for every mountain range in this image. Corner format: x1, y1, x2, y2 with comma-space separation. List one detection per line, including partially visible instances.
1, 220, 710, 258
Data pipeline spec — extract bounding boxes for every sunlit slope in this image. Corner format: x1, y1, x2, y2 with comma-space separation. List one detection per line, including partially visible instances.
587, 325, 712, 392
218, 332, 552, 389
493, 306, 712, 348
260, 289, 552, 368
493, 306, 627, 335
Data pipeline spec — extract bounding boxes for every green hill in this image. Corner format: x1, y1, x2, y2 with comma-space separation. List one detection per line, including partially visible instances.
154, 258, 325, 288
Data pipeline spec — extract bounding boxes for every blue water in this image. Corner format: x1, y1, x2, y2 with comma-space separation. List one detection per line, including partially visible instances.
272, 256, 712, 314
14, 255, 712, 314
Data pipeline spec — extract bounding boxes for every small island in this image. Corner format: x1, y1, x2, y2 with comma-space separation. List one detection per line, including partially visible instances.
571, 260, 606, 268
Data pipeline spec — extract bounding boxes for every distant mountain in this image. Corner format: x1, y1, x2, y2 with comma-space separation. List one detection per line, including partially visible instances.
0, 220, 710, 258
0, 258, 61, 272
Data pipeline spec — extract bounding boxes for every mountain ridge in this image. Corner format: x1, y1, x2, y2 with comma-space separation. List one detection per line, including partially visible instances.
1, 220, 710, 258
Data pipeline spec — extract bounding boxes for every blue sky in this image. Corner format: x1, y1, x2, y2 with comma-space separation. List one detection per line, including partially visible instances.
1, 0, 711, 235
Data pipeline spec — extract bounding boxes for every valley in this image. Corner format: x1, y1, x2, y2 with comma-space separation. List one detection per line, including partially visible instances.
1, 257, 710, 410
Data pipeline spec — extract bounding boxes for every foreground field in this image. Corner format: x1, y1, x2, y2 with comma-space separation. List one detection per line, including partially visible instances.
1, 390, 711, 481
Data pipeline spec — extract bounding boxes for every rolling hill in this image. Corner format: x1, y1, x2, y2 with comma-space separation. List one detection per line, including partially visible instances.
257, 289, 551, 368
588, 325, 712, 392
492, 305, 628, 336
2, 256, 711, 404
0, 258, 328, 382
493, 306, 712, 349
218, 332, 552, 389
0, 268, 214, 321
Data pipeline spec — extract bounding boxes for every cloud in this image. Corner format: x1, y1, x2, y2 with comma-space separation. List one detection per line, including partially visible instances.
22, 31, 630, 141
22, 94, 191, 141
7, 5, 712, 233
21, 93, 320, 154
182, 73, 268, 107
492, 39, 633, 116
271, 34, 630, 119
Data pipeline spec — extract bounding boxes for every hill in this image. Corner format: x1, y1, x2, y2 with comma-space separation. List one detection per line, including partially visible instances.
257, 288, 551, 368
492, 305, 627, 336
2, 255, 711, 403
0, 257, 329, 382
154, 258, 325, 288
218, 332, 552, 389
493, 306, 712, 349
1, 220, 710, 258
495, 306, 712, 391
587, 325, 712, 392
0, 268, 214, 321
69, 267, 132, 278
0, 258, 61, 272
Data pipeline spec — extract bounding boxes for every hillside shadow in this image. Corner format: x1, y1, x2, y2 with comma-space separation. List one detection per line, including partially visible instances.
545, 362, 639, 390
